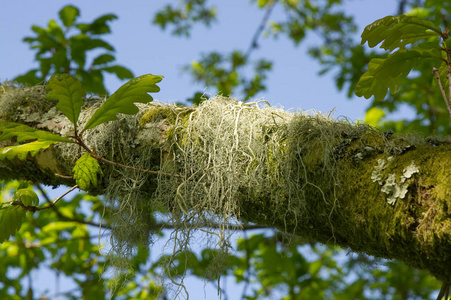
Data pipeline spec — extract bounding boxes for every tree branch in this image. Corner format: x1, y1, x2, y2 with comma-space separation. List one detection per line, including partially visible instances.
2, 92, 451, 283
12, 185, 78, 213
245, 0, 279, 60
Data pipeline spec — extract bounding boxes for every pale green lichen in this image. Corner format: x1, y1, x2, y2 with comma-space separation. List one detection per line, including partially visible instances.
372, 158, 388, 184
372, 159, 419, 205
402, 161, 419, 179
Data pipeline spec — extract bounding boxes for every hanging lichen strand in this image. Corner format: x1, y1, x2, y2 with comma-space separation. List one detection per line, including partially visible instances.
145, 97, 451, 283
157, 97, 356, 239
154, 98, 296, 270
144, 97, 376, 283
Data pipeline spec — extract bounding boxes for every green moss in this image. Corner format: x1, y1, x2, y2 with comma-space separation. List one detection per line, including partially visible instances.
140, 105, 195, 128
140, 106, 175, 127
326, 144, 451, 281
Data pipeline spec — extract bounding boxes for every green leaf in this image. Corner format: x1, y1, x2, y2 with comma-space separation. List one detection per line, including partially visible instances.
0, 207, 25, 243
0, 122, 73, 143
73, 153, 101, 190
76, 14, 118, 34
361, 15, 442, 51
13, 189, 39, 207
355, 45, 442, 101
69, 35, 114, 67
0, 141, 60, 160
83, 74, 163, 130
78, 69, 107, 95
59, 5, 80, 28
46, 74, 86, 126
0, 122, 73, 160
101, 65, 134, 79
92, 54, 115, 66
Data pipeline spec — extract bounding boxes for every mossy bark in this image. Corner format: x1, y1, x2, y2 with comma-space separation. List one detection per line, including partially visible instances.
1, 86, 451, 281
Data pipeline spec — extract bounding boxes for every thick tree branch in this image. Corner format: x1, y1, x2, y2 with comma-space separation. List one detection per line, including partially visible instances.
2, 87, 451, 283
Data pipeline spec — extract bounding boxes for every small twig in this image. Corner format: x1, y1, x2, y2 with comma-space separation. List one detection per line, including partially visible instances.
36, 184, 111, 228
432, 67, 451, 119
39, 185, 78, 211
245, 0, 278, 60
93, 154, 184, 178
13, 185, 78, 213
55, 173, 73, 179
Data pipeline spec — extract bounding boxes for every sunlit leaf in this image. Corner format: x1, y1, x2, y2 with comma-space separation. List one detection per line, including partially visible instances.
73, 153, 101, 190
46, 74, 85, 126
0, 122, 74, 160
83, 74, 163, 130
0, 122, 73, 143
355, 45, 442, 101
361, 15, 442, 51
41, 221, 79, 232
365, 107, 386, 127
0, 141, 60, 160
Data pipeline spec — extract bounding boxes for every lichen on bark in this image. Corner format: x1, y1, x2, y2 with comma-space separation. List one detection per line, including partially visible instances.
1, 83, 451, 283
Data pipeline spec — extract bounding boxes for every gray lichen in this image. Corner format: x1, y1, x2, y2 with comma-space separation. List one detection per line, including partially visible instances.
372, 158, 419, 205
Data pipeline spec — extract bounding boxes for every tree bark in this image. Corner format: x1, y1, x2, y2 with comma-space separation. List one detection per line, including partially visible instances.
1, 86, 451, 282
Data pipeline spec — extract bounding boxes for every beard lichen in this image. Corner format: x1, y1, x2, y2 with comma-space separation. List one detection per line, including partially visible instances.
57, 95, 420, 295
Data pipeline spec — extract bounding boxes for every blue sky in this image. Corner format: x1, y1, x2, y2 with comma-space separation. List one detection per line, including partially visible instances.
1, 1, 401, 298
1, 0, 398, 120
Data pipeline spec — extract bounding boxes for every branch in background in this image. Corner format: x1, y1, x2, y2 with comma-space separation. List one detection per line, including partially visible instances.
245, 0, 279, 60
34, 184, 268, 232
12, 185, 78, 213
432, 67, 451, 119
35, 184, 109, 228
